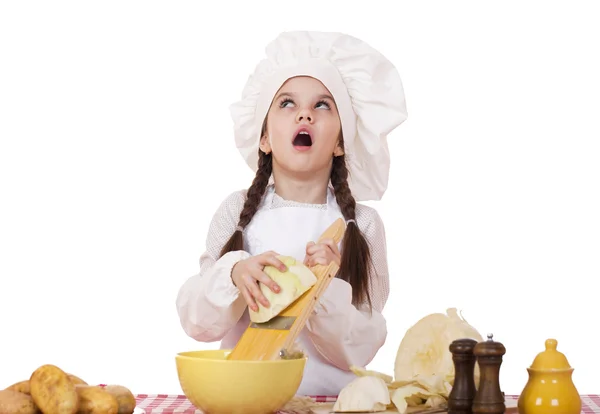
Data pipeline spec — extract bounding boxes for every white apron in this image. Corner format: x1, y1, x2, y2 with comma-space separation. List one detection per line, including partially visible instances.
219, 186, 357, 395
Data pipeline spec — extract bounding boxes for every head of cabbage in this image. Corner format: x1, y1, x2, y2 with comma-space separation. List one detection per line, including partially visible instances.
248, 256, 317, 323
393, 308, 483, 387
331, 308, 484, 413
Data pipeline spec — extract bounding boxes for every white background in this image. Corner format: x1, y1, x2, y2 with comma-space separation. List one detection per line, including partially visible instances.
1, 0, 599, 398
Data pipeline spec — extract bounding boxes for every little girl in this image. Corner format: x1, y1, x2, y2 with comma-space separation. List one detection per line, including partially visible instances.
176, 31, 407, 396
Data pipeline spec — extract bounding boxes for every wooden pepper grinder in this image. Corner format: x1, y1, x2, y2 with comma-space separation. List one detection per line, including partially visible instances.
448, 338, 478, 414
472, 333, 506, 414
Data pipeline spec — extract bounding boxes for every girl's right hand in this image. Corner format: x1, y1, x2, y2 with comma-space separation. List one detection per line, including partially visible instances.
231, 251, 287, 312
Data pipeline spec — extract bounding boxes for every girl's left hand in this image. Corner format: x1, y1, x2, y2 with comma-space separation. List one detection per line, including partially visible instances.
304, 238, 341, 267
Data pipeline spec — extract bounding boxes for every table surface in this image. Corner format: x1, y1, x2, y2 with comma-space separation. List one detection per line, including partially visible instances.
134, 394, 600, 413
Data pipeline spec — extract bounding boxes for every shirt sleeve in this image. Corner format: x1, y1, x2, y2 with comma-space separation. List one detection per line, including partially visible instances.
175, 190, 251, 342
305, 206, 390, 370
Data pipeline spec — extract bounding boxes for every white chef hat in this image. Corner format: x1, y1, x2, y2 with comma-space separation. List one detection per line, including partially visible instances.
229, 31, 408, 202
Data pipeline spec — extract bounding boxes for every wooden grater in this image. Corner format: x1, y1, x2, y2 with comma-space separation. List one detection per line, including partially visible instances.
226, 218, 346, 361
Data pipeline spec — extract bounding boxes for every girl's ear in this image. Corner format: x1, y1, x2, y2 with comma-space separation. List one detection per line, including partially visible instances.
334, 130, 345, 156
259, 134, 272, 154
333, 143, 344, 157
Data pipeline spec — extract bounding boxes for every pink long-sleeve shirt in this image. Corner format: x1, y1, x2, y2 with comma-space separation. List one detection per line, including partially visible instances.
176, 185, 390, 396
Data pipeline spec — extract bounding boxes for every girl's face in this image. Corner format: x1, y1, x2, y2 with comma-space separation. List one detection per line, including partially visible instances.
260, 76, 344, 177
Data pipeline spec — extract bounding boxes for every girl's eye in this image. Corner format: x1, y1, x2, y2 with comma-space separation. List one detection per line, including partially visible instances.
315, 100, 330, 109
279, 99, 294, 108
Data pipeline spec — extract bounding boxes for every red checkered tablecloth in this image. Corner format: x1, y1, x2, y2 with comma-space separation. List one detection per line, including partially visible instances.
134, 394, 600, 413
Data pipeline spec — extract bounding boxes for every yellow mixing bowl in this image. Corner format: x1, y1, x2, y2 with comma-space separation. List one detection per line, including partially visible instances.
175, 349, 307, 414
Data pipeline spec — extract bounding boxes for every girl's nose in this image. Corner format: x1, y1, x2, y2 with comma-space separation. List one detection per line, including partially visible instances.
296, 108, 313, 123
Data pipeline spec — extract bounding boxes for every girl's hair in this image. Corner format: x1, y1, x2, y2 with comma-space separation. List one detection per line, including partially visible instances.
219, 131, 373, 309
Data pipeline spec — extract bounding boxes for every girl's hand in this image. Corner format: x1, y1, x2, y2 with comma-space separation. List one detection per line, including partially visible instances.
231, 251, 287, 312
304, 238, 341, 268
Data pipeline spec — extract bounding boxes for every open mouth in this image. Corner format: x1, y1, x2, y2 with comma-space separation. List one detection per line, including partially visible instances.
292, 129, 313, 148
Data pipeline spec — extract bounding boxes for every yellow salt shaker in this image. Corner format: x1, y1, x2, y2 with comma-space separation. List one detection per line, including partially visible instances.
518, 338, 581, 414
